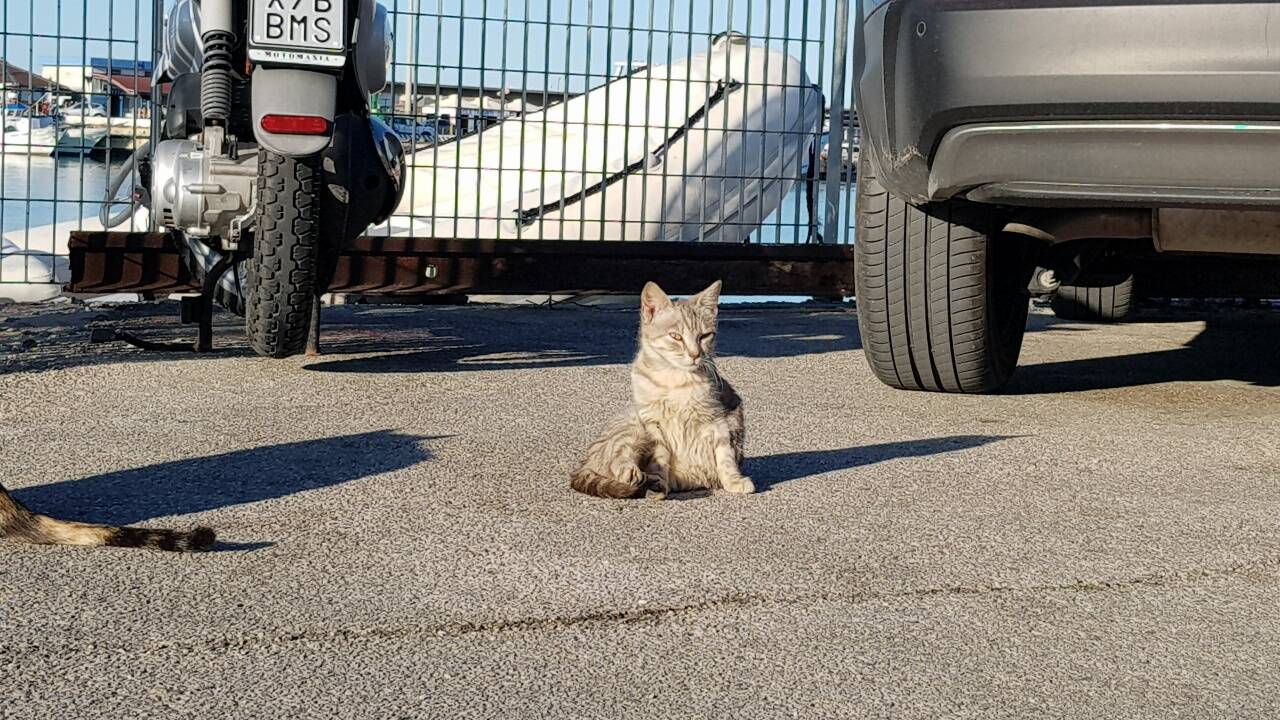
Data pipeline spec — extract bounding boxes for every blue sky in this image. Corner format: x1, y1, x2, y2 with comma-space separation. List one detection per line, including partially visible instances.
3, 0, 845, 98
385, 0, 840, 94
2, 1, 155, 72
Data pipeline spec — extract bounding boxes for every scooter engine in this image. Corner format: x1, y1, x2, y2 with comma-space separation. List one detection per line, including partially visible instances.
151, 131, 259, 244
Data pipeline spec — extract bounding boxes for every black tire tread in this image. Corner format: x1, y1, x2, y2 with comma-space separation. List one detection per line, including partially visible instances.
245, 151, 319, 359
854, 153, 1028, 394
1051, 275, 1135, 323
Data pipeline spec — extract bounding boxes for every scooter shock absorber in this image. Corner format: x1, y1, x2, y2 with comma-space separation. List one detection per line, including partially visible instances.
200, 29, 236, 124
198, 0, 237, 125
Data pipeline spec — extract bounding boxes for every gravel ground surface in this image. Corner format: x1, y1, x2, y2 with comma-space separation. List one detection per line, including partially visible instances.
1, 299, 1278, 718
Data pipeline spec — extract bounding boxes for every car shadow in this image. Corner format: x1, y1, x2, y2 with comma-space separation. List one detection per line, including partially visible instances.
748, 435, 1012, 492
11, 431, 440, 544
1008, 310, 1280, 394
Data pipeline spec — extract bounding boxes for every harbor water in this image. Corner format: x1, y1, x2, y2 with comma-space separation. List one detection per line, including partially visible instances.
2, 155, 127, 239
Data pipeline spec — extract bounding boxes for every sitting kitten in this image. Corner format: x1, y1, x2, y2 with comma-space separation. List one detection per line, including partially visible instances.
1, 482, 215, 552
571, 280, 753, 499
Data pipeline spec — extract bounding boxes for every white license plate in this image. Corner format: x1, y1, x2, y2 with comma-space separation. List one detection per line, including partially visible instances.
249, 0, 346, 68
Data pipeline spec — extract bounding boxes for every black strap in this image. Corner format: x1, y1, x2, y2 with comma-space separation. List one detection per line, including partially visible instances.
517, 79, 743, 227
806, 137, 821, 243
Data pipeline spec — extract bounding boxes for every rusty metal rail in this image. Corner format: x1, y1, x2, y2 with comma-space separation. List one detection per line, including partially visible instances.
66, 231, 857, 297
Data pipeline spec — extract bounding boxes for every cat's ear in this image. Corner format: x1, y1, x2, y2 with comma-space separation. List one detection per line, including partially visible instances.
692, 280, 723, 315
641, 281, 673, 323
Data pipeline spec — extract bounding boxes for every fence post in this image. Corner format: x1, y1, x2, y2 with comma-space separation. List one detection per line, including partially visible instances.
150, 0, 166, 232
822, 0, 852, 245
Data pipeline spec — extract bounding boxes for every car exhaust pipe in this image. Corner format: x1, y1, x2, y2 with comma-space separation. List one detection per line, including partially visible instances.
1003, 209, 1152, 245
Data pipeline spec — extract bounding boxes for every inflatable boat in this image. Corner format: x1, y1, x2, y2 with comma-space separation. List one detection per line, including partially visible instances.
0, 213, 146, 303
381, 33, 825, 243
0, 237, 67, 303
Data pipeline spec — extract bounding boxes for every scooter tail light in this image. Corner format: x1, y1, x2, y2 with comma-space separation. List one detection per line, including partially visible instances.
260, 114, 331, 136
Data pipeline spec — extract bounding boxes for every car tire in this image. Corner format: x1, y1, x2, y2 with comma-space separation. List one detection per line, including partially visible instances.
1051, 274, 1135, 323
854, 151, 1032, 394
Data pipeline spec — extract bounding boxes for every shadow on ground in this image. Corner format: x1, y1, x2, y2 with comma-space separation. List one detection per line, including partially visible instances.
1, 302, 861, 375
12, 430, 437, 528
302, 305, 860, 374
1009, 310, 1280, 393
748, 435, 1011, 492
6, 301, 1279, 392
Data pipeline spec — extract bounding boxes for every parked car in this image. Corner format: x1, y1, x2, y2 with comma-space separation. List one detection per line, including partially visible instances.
388, 117, 438, 147
818, 125, 860, 180
853, 0, 1280, 394
61, 102, 108, 119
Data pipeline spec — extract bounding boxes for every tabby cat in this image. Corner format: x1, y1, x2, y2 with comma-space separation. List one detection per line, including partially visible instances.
571, 280, 753, 499
1, 482, 215, 552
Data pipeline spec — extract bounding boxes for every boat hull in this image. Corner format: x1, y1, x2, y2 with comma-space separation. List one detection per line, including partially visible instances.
0, 239, 68, 302
0, 127, 59, 156
389, 37, 825, 243
55, 126, 112, 156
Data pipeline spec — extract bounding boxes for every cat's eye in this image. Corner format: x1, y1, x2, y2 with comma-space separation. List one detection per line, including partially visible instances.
669, 332, 683, 342
700, 332, 716, 342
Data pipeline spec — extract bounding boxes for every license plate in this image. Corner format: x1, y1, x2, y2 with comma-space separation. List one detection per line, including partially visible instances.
249, 0, 346, 68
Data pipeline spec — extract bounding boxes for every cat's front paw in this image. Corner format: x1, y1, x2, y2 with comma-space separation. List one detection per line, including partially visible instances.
722, 475, 756, 495
643, 473, 668, 501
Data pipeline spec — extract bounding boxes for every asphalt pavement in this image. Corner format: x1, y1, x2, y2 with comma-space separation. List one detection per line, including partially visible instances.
1, 299, 1278, 718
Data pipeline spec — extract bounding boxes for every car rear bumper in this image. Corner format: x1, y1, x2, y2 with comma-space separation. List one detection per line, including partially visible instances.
855, 0, 1280, 206
931, 121, 1280, 208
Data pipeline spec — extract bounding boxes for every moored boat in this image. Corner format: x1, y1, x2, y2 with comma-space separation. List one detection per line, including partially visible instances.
1, 104, 59, 157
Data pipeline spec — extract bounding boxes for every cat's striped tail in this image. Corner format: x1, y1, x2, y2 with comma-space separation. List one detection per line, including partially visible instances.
1, 485, 215, 552
569, 468, 646, 499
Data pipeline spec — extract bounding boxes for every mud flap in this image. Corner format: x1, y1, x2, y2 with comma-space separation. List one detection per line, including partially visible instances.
251, 68, 337, 157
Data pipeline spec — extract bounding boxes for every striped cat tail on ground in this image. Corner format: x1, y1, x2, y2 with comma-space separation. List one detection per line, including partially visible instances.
1, 484, 216, 552
569, 468, 646, 499
100, 523, 216, 552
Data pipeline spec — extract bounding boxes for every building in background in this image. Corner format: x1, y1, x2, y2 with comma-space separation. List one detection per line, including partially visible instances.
376, 83, 571, 138
0, 59, 73, 109
42, 58, 155, 117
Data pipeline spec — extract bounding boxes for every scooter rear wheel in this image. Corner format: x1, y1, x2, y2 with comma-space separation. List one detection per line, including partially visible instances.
244, 150, 320, 359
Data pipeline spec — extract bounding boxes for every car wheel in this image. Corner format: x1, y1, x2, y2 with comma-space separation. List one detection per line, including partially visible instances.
854, 151, 1033, 393
1051, 273, 1135, 323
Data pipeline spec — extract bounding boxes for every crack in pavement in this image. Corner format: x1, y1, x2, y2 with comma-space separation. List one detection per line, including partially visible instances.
5, 555, 1277, 657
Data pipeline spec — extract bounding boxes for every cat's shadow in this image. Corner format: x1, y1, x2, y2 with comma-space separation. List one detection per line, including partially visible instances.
747, 435, 1012, 492
659, 489, 713, 502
